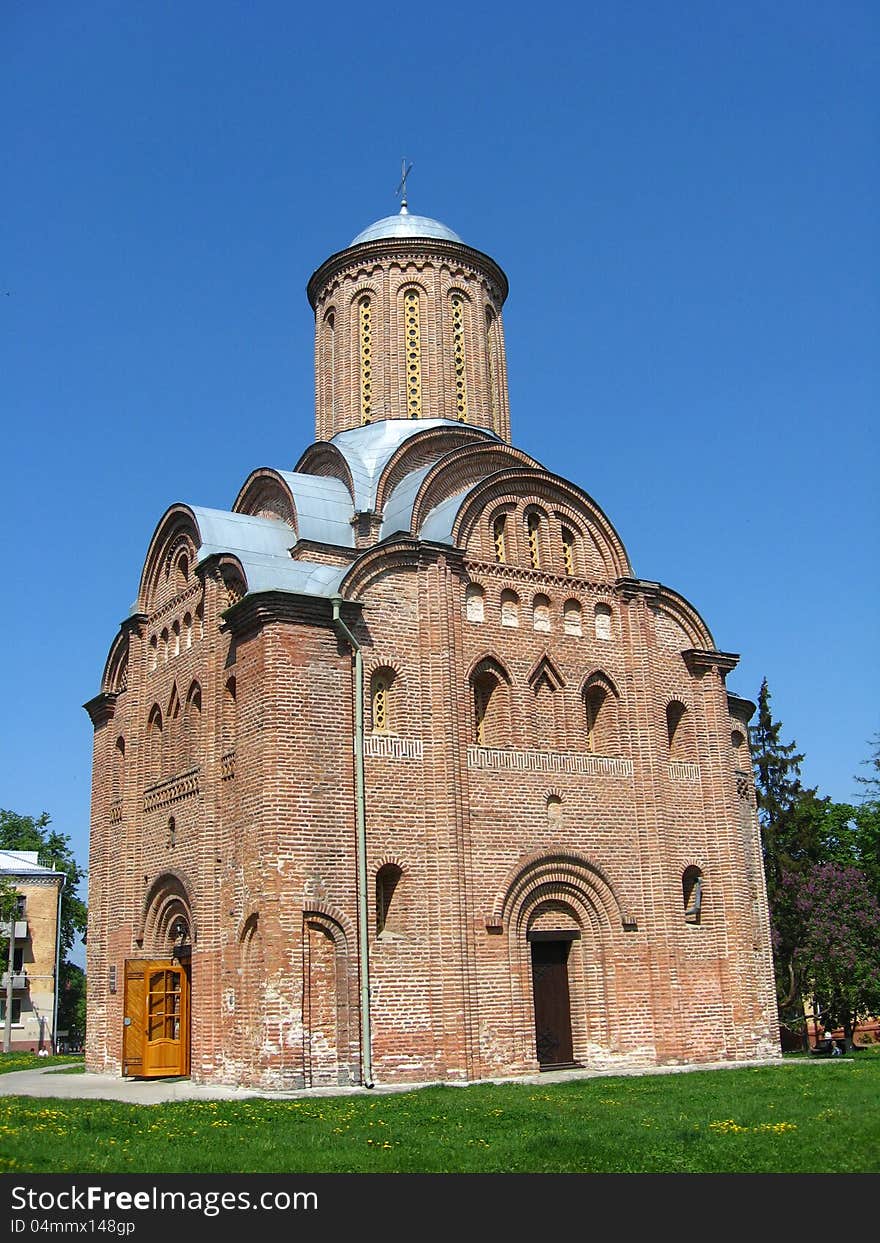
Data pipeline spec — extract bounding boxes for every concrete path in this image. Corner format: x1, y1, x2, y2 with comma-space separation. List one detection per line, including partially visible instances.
0, 1055, 804, 1105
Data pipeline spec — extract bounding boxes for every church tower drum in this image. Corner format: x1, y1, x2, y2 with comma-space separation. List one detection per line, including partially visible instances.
307, 204, 511, 442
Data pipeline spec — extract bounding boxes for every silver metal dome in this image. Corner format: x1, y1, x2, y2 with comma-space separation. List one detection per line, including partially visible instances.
350, 206, 462, 247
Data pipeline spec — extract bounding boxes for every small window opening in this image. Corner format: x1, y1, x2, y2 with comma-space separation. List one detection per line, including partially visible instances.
683, 868, 703, 924
376, 864, 403, 935
493, 515, 507, 564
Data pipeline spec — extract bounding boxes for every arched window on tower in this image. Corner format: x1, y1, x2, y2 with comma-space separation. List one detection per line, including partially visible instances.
450, 293, 468, 421
403, 289, 422, 418
321, 308, 336, 434
358, 295, 373, 424
376, 864, 403, 935
486, 306, 501, 433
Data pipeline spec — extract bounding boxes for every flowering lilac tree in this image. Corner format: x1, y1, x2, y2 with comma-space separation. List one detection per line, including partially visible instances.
781, 863, 880, 1049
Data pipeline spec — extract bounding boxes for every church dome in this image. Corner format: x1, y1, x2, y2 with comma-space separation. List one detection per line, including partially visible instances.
350, 205, 462, 247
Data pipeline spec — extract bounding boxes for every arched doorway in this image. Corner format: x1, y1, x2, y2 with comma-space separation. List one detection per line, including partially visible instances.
123, 874, 194, 1078
495, 851, 626, 1071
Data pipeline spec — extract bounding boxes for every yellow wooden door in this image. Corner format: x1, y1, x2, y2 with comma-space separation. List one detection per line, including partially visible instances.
122, 961, 146, 1076
123, 959, 190, 1078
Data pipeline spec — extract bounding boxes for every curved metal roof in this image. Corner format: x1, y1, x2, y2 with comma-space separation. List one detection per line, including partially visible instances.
330, 418, 499, 512
350, 206, 462, 247
159, 422, 507, 605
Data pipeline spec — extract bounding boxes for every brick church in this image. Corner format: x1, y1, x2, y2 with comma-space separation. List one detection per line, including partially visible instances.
85, 196, 780, 1087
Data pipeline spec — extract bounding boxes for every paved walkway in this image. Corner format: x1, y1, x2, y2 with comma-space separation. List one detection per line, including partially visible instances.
0, 1055, 799, 1105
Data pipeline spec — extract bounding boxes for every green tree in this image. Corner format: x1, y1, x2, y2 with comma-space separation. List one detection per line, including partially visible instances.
783, 862, 880, 1049
0, 810, 87, 962
57, 963, 86, 1049
750, 678, 812, 895
854, 732, 880, 800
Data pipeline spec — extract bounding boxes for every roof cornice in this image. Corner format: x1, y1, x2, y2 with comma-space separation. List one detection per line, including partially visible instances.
307, 237, 509, 309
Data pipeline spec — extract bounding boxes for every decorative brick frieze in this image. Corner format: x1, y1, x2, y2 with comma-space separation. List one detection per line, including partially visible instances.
362, 735, 424, 760
668, 761, 702, 783
468, 747, 634, 777
143, 767, 201, 814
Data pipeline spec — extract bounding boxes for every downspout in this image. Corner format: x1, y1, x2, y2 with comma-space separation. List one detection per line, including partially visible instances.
52, 873, 65, 1053
331, 596, 374, 1088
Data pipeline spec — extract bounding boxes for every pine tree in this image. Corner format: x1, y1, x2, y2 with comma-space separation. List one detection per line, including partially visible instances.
750, 678, 811, 896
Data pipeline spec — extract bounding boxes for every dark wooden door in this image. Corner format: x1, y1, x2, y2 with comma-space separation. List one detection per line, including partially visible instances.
531, 940, 574, 1068
123, 960, 190, 1078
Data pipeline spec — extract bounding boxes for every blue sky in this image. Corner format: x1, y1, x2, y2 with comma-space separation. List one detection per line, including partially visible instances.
2, 2, 877, 952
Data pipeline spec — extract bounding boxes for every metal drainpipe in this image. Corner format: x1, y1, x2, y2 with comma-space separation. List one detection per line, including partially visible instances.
331, 596, 374, 1088
52, 873, 65, 1053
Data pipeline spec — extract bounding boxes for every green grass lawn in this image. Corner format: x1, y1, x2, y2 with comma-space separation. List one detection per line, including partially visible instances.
1, 1052, 878, 1174
0, 1053, 84, 1075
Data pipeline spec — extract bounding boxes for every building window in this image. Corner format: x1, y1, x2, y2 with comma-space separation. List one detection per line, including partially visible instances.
486, 307, 500, 433
147, 705, 163, 781
667, 701, 691, 759
465, 583, 485, 623
376, 864, 403, 935
404, 289, 422, 418
473, 677, 492, 745
500, 589, 520, 627
222, 676, 237, 751
167, 816, 177, 849
471, 662, 509, 747
371, 671, 392, 734
149, 635, 158, 671
584, 676, 618, 754
561, 526, 575, 576
113, 736, 125, 800
451, 294, 468, 421
533, 594, 551, 632
526, 513, 542, 569
493, 515, 507, 564
563, 599, 582, 636
359, 295, 373, 424
183, 613, 193, 650
321, 309, 336, 431
0, 999, 22, 1026
683, 867, 703, 924
594, 603, 612, 641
